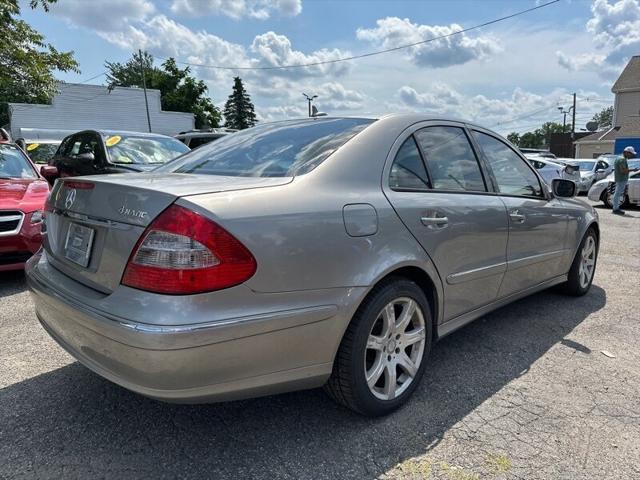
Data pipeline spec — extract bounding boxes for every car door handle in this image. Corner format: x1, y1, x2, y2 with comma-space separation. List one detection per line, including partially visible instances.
421, 216, 449, 227
509, 211, 526, 223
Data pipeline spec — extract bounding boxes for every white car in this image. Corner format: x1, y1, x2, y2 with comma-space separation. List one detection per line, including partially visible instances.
574, 159, 613, 193
527, 156, 581, 186
588, 160, 640, 208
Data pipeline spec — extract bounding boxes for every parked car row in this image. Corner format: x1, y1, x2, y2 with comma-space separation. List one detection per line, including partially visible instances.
1, 128, 191, 271
526, 155, 581, 185
39, 130, 190, 184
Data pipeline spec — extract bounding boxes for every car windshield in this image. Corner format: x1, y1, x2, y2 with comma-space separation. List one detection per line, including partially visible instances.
0, 145, 38, 179
628, 159, 640, 170
104, 134, 190, 165
576, 161, 596, 171
159, 118, 375, 177
26, 142, 60, 164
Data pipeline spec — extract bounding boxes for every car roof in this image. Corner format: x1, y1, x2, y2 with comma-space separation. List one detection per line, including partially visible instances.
252, 114, 489, 130
175, 131, 229, 138
22, 139, 60, 144
67, 129, 175, 139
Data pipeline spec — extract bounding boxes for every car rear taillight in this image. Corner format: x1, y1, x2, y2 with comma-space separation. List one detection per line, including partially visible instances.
121, 204, 256, 294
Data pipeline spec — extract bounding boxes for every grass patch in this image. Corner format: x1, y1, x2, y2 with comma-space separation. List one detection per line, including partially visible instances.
485, 453, 512, 474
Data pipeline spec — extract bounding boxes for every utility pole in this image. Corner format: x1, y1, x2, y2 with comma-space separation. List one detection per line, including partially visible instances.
139, 49, 152, 133
558, 107, 567, 133
558, 105, 574, 133
571, 92, 576, 140
302, 93, 317, 117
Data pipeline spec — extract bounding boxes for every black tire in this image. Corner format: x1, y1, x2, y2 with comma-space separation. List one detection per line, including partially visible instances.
560, 228, 598, 296
324, 277, 433, 416
603, 185, 628, 209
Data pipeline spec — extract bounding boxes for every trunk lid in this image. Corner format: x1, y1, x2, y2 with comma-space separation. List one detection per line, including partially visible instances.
44, 173, 291, 292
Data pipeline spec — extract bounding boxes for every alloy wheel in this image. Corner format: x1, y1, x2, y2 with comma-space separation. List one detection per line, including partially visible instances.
578, 235, 596, 289
364, 297, 426, 401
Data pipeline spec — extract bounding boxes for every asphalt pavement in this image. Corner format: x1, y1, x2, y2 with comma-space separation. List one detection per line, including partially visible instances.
1, 199, 639, 480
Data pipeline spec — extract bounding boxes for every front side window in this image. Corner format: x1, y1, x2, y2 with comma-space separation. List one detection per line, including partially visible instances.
389, 137, 430, 190
414, 126, 486, 192
159, 118, 375, 177
473, 131, 543, 197
76, 134, 100, 160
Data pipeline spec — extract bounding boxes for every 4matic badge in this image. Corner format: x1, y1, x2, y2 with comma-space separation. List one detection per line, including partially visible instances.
119, 205, 148, 220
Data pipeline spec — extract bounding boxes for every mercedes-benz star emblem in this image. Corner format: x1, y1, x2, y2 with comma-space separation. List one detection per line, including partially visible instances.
65, 188, 77, 209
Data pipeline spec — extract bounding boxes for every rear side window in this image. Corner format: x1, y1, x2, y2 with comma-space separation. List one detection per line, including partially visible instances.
414, 126, 486, 192
188, 137, 215, 149
161, 118, 375, 177
389, 137, 430, 190
473, 131, 543, 197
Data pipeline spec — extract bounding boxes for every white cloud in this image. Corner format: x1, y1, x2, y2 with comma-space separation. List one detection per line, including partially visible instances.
557, 0, 640, 76
396, 84, 610, 134
50, 0, 155, 32
170, 0, 302, 19
250, 31, 351, 78
356, 17, 500, 68
97, 15, 250, 83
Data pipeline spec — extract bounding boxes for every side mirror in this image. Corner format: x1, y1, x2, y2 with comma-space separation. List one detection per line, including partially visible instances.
40, 165, 58, 179
552, 178, 576, 198
76, 152, 95, 162
595, 168, 605, 173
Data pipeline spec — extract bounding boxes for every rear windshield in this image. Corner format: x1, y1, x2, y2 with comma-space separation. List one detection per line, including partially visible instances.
104, 134, 190, 165
159, 118, 375, 177
0, 145, 38, 179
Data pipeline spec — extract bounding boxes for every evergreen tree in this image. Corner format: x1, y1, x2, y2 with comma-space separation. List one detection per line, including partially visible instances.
223, 77, 256, 130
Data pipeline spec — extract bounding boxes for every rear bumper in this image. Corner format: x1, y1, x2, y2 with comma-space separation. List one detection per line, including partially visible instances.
26, 254, 352, 403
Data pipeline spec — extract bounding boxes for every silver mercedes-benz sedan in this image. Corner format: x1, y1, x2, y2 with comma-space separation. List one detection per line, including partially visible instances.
26, 114, 599, 416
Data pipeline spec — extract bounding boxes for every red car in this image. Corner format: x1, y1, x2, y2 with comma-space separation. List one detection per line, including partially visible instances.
0, 143, 50, 271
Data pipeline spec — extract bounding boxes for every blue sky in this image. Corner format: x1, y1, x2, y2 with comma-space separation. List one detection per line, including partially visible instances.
21, 0, 640, 134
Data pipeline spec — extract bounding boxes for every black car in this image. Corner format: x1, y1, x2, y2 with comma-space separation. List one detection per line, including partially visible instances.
41, 130, 190, 184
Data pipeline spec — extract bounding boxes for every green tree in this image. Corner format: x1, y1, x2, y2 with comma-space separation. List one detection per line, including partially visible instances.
537, 121, 566, 145
506, 132, 520, 146
106, 51, 221, 128
223, 77, 256, 130
0, 0, 79, 126
518, 131, 544, 149
590, 106, 613, 129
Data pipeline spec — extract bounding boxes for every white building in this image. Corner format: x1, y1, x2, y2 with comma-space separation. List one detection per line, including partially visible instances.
8, 83, 194, 140
575, 56, 640, 158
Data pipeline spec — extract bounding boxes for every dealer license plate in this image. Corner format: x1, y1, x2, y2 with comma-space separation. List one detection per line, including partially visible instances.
64, 223, 95, 267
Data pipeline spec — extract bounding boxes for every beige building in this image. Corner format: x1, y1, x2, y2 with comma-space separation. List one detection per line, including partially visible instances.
575, 56, 640, 158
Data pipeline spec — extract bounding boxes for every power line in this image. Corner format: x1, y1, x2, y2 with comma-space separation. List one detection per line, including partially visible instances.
157, 0, 560, 71
491, 101, 564, 128
58, 71, 107, 89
